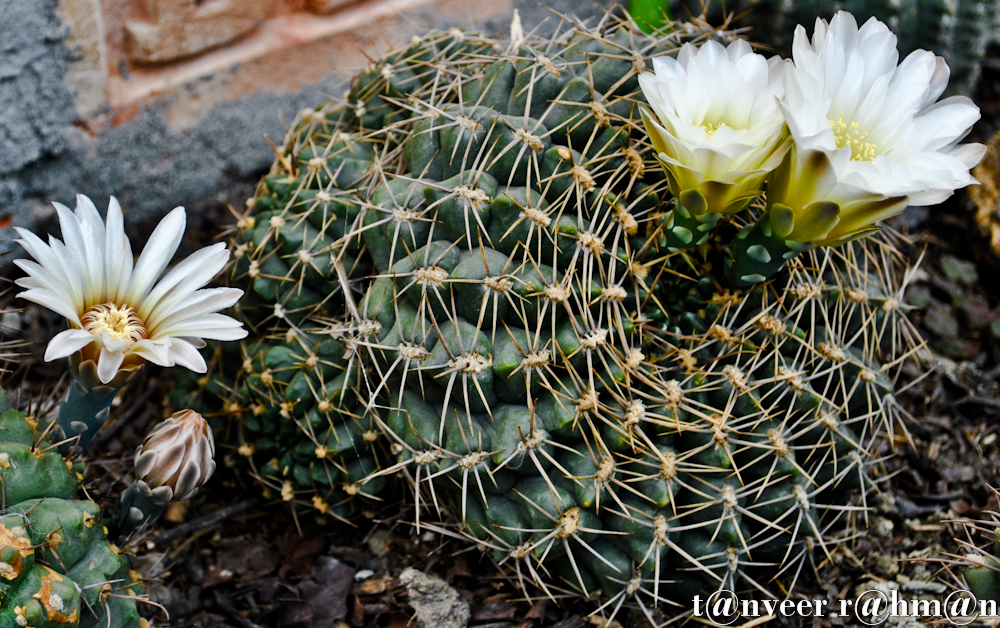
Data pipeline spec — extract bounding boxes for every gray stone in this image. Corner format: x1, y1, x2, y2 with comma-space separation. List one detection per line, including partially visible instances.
399, 567, 470, 628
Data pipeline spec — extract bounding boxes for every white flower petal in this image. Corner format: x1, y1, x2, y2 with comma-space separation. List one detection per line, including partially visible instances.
43, 328, 97, 361
131, 339, 172, 366
639, 39, 787, 214
15, 276, 45, 291
100, 331, 127, 353
773, 10, 984, 243
105, 196, 133, 304
156, 313, 248, 341
147, 287, 244, 334
18, 196, 245, 379
951, 142, 988, 169
97, 346, 127, 384
53, 200, 101, 305
12, 259, 82, 325
14, 229, 84, 315
166, 338, 208, 373
48, 236, 87, 311
15, 287, 83, 325
139, 243, 229, 323
123, 206, 186, 306
181, 337, 208, 349
75, 194, 107, 302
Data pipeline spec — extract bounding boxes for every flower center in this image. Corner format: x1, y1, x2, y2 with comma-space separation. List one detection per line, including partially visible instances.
829, 112, 877, 162
81, 303, 147, 349
702, 121, 727, 137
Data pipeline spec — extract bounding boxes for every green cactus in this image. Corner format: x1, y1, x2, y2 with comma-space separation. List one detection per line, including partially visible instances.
738, 0, 1000, 94
208, 14, 923, 611
953, 489, 1000, 610
963, 538, 1000, 608
0, 392, 146, 628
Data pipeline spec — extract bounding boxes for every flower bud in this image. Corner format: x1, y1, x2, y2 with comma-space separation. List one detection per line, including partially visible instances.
134, 410, 216, 504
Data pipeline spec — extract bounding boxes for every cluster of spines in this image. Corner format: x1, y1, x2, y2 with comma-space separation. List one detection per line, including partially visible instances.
387, 235, 922, 614
205, 13, 926, 615
0, 394, 148, 628
217, 14, 699, 524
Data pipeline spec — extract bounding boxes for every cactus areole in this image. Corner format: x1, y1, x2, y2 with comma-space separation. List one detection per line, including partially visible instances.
0, 392, 145, 628
210, 13, 939, 610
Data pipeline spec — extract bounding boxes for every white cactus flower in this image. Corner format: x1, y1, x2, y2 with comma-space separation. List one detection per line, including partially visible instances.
638, 39, 791, 215
773, 11, 986, 245
14, 195, 247, 384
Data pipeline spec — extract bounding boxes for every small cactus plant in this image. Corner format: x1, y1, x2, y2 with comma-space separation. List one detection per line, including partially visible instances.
209, 12, 926, 611
0, 391, 146, 628
950, 488, 1000, 610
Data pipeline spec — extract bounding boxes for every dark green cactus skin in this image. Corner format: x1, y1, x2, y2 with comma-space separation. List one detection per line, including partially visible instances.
739, 0, 1000, 94
965, 555, 1000, 607
0, 392, 144, 628
211, 17, 922, 610
961, 523, 1000, 607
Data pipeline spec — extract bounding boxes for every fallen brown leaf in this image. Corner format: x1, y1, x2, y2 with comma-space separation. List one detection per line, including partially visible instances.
354, 577, 393, 596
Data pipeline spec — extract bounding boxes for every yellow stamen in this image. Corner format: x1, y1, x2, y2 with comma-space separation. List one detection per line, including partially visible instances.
829, 112, 877, 162
702, 121, 726, 137
81, 303, 147, 349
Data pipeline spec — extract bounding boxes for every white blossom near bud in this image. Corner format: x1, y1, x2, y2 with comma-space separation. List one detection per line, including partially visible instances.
638, 39, 791, 215
14, 195, 247, 385
134, 409, 216, 504
772, 11, 985, 245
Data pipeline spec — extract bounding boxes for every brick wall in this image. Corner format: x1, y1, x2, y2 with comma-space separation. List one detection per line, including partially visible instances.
0, 0, 614, 257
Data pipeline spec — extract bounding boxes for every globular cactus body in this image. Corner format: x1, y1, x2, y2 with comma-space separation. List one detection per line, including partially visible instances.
212, 15, 923, 610
0, 392, 144, 628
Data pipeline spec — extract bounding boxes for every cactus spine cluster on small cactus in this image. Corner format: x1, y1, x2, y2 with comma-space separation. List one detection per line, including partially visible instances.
0, 391, 146, 628
208, 12, 926, 610
951, 488, 1000, 608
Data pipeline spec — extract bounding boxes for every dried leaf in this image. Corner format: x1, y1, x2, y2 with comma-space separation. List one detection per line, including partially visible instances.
297, 556, 356, 627
385, 613, 411, 628
203, 540, 281, 587
164, 501, 188, 523
355, 577, 393, 596
473, 601, 517, 621
525, 599, 548, 620
277, 529, 326, 577
971, 130, 1000, 256
941, 466, 976, 483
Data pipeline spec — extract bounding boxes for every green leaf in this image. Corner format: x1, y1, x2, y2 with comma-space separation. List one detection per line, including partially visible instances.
629, 0, 672, 33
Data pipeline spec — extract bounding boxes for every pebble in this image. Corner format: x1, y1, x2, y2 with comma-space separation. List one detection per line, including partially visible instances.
399, 567, 470, 628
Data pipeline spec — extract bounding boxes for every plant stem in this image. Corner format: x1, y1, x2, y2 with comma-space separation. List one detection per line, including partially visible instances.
111, 483, 167, 544
57, 378, 120, 456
